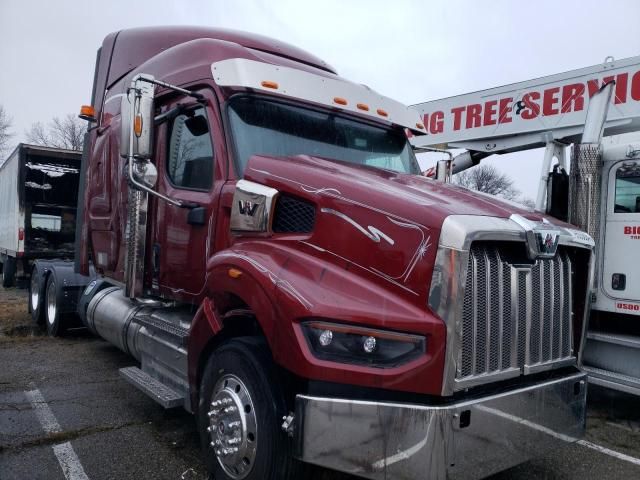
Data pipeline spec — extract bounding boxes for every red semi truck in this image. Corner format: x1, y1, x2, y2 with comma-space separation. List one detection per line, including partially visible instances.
30, 27, 595, 480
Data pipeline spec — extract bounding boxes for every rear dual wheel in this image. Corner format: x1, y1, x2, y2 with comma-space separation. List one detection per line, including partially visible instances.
198, 338, 302, 480
44, 272, 66, 336
30, 266, 45, 325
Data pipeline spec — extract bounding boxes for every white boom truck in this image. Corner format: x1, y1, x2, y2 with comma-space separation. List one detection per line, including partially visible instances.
412, 55, 640, 395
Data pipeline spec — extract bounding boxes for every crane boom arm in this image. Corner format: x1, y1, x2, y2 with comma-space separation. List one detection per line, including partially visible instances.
410, 55, 640, 154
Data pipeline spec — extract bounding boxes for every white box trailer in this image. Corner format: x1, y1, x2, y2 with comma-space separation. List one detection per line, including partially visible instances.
0, 144, 81, 287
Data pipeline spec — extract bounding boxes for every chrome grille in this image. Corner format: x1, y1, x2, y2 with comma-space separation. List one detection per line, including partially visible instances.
458, 243, 575, 386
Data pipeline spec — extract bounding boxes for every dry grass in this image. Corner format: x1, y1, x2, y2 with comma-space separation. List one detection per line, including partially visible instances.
0, 287, 42, 341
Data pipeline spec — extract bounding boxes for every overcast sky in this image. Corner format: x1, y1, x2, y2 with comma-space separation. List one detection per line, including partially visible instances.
1, 0, 639, 199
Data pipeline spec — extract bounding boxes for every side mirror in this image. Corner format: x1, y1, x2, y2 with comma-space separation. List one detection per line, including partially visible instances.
120, 74, 155, 159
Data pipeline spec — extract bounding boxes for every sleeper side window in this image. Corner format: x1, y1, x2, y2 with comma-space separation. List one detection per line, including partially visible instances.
167, 106, 213, 190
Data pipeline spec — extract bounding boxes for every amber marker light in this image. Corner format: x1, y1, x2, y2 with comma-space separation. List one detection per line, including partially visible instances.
79, 105, 96, 122
228, 268, 243, 279
356, 103, 369, 111
333, 97, 348, 106
376, 108, 388, 117
133, 114, 143, 137
261, 80, 279, 89
416, 122, 425, 130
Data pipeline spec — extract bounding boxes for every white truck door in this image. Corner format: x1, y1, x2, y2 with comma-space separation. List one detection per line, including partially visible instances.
602, 159, 640, 308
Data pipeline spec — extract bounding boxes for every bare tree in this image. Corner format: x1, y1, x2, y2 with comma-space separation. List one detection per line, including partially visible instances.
0, 105, 12, 158
517, 197, 537, 209
26, 114, 86, 151
453, 164, 520, 200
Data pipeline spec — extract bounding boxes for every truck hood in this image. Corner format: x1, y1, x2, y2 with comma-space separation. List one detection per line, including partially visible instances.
245, 154, 542, 223
244, 154, 559, 301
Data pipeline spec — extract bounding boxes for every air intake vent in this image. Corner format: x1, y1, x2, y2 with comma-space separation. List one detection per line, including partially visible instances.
273, 195, 315, 233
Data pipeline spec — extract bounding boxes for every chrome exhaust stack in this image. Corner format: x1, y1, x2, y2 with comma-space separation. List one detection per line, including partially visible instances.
568, 81, 614, 244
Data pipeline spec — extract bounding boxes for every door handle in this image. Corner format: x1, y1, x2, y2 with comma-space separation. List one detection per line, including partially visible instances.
187, 206, 206, 226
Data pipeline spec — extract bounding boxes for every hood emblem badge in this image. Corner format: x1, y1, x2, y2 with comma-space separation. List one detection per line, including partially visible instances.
537, 231, 560, 256
238, 200, 259, 216
510, 214, 561, 259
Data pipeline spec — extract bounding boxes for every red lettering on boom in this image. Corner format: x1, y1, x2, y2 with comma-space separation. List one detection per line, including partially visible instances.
466, 104, 482, 129
483, 100, 498, 126
587, 79, 600, 97
543, 87, 560, 116
430, 111, 444, 134
561, 84, 585, 113
632, 71, 640, 101
521, 92, 540, 119
451, 106, 465, 131
615, 73, 628, 104
498, 97, 513, 123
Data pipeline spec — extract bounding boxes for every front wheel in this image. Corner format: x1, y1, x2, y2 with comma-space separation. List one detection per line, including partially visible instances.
198, 337, 302, 480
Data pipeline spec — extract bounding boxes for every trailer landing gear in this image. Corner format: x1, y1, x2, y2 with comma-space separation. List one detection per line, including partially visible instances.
1, 255, 16, 288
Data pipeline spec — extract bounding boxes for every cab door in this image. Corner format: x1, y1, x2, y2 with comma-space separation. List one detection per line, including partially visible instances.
149, 88, 225, 302
602, 159, 640, 304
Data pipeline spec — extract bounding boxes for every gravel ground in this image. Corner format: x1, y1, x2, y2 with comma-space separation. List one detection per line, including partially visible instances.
1, 285, 640, 480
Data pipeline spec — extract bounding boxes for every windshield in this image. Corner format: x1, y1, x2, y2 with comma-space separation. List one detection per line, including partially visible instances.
227, 96, 420, 176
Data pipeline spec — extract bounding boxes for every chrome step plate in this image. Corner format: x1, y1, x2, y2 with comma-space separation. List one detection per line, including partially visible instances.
586, 332, 640, 349
119, 366, 184, 409
583, 365, 640, 396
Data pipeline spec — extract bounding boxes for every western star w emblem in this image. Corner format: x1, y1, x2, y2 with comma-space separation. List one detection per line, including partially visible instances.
537, 231, 559, 256
238, 200, 259, 216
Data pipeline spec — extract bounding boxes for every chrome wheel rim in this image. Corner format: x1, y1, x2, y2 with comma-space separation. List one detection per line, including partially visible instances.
30, 274, 39, 312
46, 280, 56, 325
207, 374, 257, 479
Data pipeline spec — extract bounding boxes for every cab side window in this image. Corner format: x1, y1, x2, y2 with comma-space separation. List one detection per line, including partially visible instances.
614, 163, 640, 213
167, 106, 213, 190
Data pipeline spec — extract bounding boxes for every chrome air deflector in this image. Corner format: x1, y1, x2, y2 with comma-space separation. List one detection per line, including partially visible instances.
429, 215, 594, 395
211, 58, 426, 134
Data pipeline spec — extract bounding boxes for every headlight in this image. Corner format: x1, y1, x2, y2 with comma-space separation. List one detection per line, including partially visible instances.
301, 320, 426, 368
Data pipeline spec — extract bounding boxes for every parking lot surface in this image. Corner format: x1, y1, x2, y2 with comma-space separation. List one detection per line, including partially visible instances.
2, 285, 640, 480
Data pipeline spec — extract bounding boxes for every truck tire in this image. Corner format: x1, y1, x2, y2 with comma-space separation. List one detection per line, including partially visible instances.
1, 255, 16, 288
44, 272, 66, 336
198, 337, 303, 480
29, 265, 46, 326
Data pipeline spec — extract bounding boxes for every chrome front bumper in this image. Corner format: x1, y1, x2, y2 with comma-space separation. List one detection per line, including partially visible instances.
294, 372, 587, 480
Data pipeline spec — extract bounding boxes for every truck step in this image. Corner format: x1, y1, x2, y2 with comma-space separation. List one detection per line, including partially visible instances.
583, 366, 640, 396
135, 313, 189, 347
119, 366, 184, 409
586, 332, 640, 349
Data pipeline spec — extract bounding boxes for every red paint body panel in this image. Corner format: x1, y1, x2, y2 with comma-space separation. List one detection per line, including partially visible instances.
202, 240, 446, 395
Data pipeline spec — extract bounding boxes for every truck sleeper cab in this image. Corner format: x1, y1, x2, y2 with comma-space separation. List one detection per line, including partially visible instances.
34, 27, 594, 480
